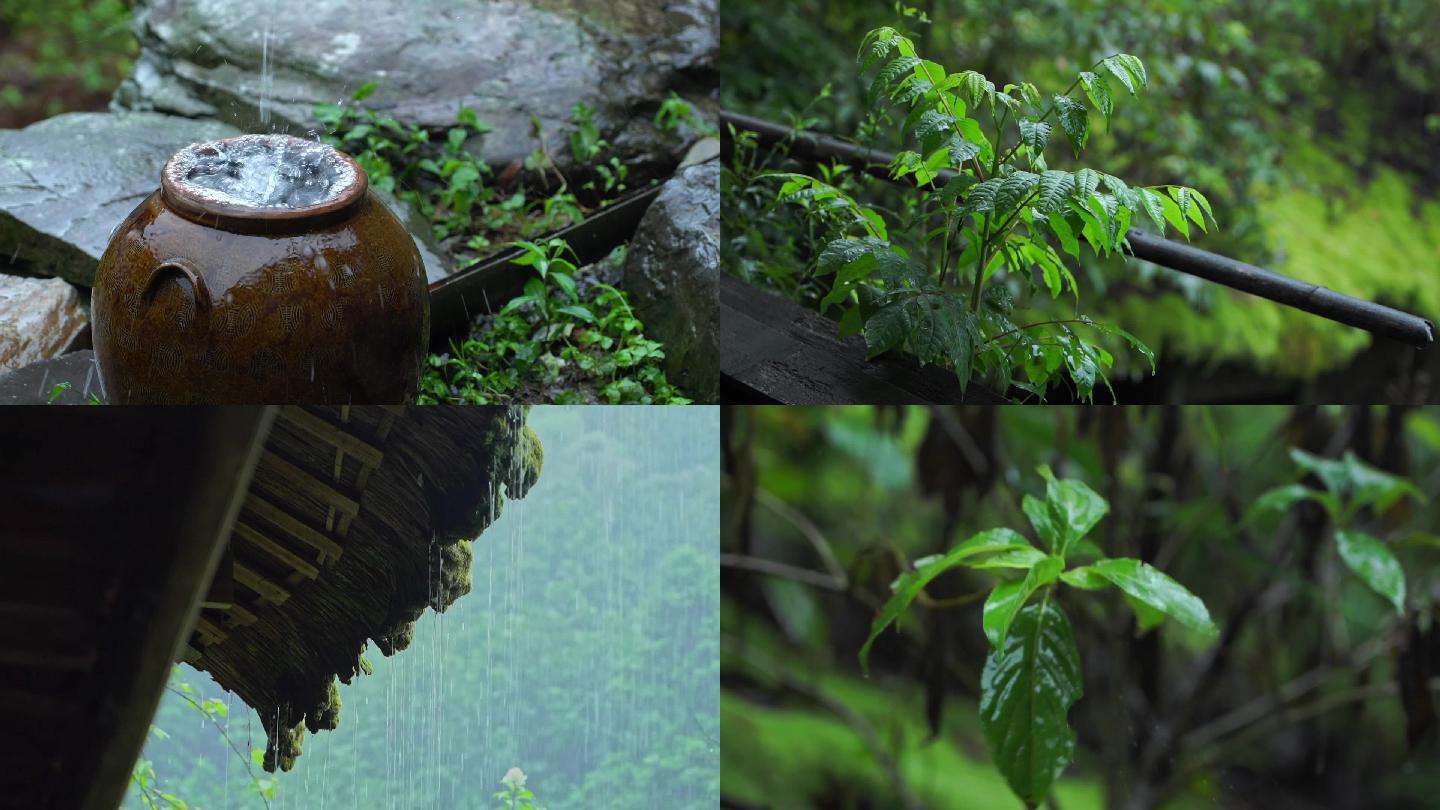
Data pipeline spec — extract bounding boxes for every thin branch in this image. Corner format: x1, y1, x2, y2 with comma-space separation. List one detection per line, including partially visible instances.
165, 685, 274, 810
1162, 681, 1401, 799
720, 553, 846, 591
1180, 638, 1383, 752
757, 489, 848, 584
930, 408, 989, 476
985, 319, 1091, 345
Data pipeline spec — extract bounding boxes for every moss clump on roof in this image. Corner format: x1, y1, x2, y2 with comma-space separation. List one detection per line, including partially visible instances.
519, 423, 544, 493
305, 678, 341, 734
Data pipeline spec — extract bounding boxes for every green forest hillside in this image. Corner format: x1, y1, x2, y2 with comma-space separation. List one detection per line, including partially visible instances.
127, 407, 719, 809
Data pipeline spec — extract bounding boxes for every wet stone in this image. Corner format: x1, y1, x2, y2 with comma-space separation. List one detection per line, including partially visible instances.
620, 157, 719, 402
114, 0, 717, 172
0, 349, 105, 404
0, 274, 88, 371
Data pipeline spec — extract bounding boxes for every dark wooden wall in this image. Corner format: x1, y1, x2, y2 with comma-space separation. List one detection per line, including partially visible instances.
0, 407, 273, 810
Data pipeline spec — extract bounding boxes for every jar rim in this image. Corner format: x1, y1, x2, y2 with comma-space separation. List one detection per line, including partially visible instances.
160, 134, 368, 226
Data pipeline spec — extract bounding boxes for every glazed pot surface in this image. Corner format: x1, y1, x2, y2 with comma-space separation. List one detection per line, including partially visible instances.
93, 135, 428, 403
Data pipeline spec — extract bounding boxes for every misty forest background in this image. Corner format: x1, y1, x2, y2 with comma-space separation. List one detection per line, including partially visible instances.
126, 407, 719, 809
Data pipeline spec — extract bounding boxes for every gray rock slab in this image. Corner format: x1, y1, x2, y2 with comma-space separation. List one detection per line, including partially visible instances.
112, 0, 717, 171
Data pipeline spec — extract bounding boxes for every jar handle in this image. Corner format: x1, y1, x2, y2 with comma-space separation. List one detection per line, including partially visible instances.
144, 258, 212, 327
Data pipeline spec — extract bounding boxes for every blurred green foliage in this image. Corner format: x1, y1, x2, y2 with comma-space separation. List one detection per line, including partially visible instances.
0, 0, 136, 122
723, 406, 1440, 808
722, 0, 1440, 378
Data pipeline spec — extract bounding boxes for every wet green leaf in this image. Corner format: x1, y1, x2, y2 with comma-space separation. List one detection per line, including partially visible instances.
982, 556, 1063, 648
980, 601, 1082, 806
1335, 530, 1406, 614
859, 528, 1037, 674
1059, 565, 1109, 590
968, 547, 1050, 570
1244, 483, 1338, 523
1091, 558, 1218, 638
1053, 95, 1088, 156
1342, 451, 1424, 513
1037, 465, 1108, 555
1023, 493, 1059, 548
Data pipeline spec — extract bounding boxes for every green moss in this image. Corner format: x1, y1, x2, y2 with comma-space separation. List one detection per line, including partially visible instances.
1111, 141, 1440, 377
306, 678, 341, 733
518, 423, 544, 495
431, 539, 474, 611
265, 722, 306, 772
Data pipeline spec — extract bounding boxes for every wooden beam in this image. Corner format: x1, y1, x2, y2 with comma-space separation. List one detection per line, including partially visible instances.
193, 617, 228, 644
242, 494, 344, 560
232, 521, 320, 579
233, 562, 291, 605
77, 407, 276, 810
278, 407, 385, 468
223, 603, 257, 627
720, 274, 1009, 404
259, 450, 360, 517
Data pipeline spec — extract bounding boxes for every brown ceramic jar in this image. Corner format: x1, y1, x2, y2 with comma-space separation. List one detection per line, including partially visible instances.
93, 134, 428, 403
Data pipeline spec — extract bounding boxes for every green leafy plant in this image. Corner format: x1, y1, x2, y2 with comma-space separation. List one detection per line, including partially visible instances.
1247, 448, 1424, 614
316, 89, 683, 403
568, 102, 607, 164
419, 240, 690, 405
565, 102, 633, 199
316, 87, 606, 267
766, 15, 1215, 401
494, 767, 545, 810
130, 668, 277, 809
655, 92, 720, 138
859, 466, 1216, 806
316, 82, 495, 241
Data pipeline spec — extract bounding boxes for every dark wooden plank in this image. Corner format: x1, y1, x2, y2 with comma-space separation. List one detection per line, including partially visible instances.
233, 520, 320, 580
259, 450, 360, 517
201, 542, 234, 609
720, 274, 1008, 404
73, 408, 277, 810
243, 493, 346, 559
278, 407, 385, 468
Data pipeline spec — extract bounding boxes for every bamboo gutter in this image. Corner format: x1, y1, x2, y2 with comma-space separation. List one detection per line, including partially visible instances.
721, 110, 1435, 348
